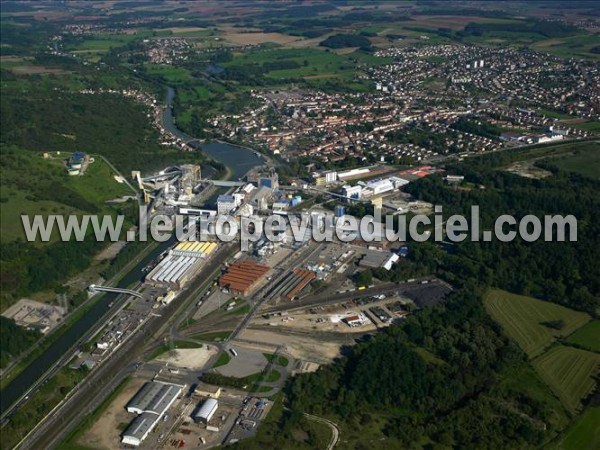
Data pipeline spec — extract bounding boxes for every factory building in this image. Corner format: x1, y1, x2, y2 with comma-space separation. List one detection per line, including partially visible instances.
345, 313, 369, 327
388, 176, 410, 188
122, 381, 183, 447
145, 254, 202, 289
248, 186, 272, 211
171, 241, 217, 257
359, 250, 393, 269
192, 398, 219, 424
325, 171, 337, 184
342, 184, 363, 200
145, 241, 216, 289
362, 179, 395, 195
383, 253, 400, 270
248, 170, 279, 190
122, 412, 159, 447
219, 260, 270, 296
284, 269, 316, 300
180, 164, 201, 187
258, 173, 279, 190
337, 167, 370, 180
126, 381, 183, 415
217, 194, 237, 215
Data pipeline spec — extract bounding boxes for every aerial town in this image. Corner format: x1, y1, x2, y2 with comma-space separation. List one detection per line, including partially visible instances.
1, 2, 599, 450
209, 44, 597, 165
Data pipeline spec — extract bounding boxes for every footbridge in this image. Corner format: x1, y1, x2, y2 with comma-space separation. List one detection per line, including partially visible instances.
88, 285, 144, 299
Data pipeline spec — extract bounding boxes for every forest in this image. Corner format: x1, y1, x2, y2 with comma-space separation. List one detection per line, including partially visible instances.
0, 317, 41, 368
319, 34, 373, 50
403, 154, 600, 314
0, 81, 188, 174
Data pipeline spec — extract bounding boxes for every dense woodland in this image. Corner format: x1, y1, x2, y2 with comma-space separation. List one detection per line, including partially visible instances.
404, 153, 600, 313
1, 79, 191, 173
319, 34, 373, 51
356, 149, 600, 315
0, 317, 41, 368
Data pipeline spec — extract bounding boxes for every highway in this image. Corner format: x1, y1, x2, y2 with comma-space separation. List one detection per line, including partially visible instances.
16, 243, 237, 450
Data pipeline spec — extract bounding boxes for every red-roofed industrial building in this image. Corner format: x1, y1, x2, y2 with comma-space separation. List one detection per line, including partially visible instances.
219, 260, 270, 296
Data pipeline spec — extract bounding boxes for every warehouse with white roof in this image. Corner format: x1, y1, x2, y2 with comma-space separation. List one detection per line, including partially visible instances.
145, 241, 217, 289
122, 381, 183, 447
192, 398, 219, 424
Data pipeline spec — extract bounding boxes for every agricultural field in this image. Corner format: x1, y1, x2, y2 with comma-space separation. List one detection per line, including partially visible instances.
532, 345, 600, 413
552, 143, 600, 179
566, 321, 600, 353
223, 47, 358, 81
403, 15, 525, 31
532, 34, 600, 60
484, 289, 590, 358
571, 121, 600, 133
557, 407, 600, 450
143, 64, 192, 84
66, 30, 170, 55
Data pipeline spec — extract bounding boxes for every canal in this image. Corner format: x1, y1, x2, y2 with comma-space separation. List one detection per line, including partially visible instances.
0, 86, 264, 415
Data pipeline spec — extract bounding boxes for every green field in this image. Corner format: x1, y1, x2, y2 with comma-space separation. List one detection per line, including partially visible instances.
531, 34, 600, 60
67, 30, 171, 55
223, 47, 359, 81
533, 345, 600, 413
537, 108, 572, 119
499, 364, 570, 432
264, 353, 289, 367
484, 289, 590, 358
552, 144, 600, 179
571, 121, 600, 133
557, 407, 600, 450
0, 153, 131, 243
566, 321, 600, 353
144, 64, 192, 84
214, 351, 231, 368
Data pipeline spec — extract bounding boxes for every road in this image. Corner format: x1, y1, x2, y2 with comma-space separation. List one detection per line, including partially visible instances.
304, 413, 340, 450
16, 243, 237, 450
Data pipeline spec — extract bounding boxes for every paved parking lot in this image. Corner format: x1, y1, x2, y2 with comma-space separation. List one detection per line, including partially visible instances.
215, 347, 268, 378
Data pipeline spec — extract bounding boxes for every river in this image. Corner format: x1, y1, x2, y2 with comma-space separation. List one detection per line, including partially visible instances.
0, 86, 264, 415
163, 86, 263, 180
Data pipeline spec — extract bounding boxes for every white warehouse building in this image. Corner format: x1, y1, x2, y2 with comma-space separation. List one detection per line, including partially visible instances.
193, 398, 219, 424
364, 179, 395, 195
122, 381, 183, 447
342, 184, 363, 200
